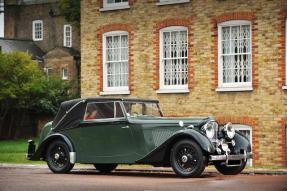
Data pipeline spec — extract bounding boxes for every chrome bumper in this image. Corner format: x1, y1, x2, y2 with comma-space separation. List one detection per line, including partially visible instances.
209, 152, 253, 162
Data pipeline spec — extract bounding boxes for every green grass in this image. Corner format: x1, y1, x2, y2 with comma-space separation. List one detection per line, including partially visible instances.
0, 138, 44, 164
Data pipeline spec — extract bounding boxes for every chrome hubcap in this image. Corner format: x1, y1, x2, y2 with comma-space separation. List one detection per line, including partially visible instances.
54, 153, 60, 160
181, 155, 188, 163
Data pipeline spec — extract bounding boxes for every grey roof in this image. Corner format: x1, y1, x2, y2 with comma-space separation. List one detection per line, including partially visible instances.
0, 38, 44, 60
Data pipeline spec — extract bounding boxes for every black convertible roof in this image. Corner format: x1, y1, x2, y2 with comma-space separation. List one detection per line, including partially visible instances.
52, 97, 159, 131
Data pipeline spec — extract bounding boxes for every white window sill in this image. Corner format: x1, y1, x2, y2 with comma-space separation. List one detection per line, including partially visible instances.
282, 86, 287, 90
33, 39, 43, 41
156, 0, 190, 6
156, 89, 190, 94
216, 87, 253, 92
100, 90, 130, 95
99, 5, 130, 12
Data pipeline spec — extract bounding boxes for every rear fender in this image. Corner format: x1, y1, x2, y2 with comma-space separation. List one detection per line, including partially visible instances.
29, 133, 75, 162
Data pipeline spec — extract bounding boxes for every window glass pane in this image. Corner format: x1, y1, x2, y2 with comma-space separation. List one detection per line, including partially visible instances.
162, 28, 188, 86
115, 102, 124, 118
62, 68, 68, 79
84, 102, 114, 120
123, 102, 161, 117
107, 0, 127, 4
105, 33, 128, 88
220, 23, 251, 85
33, 21, 43, 40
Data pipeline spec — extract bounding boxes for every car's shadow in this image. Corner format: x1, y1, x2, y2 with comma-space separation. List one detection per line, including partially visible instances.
68, 169, 218, 179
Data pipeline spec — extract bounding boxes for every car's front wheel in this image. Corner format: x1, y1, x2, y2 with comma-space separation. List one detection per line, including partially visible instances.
94, 164, 118, 173
170, 139, 205, 178
214, 160, 247, 175
46, 140, 74, 173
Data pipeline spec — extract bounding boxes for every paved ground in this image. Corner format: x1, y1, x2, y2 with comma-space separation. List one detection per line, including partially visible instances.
0, 166, 286, 191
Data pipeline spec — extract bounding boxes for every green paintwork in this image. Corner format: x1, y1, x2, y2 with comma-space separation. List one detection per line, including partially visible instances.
39, 121, 53, 143
59, 116, 207, 164
38, 102, 210, 164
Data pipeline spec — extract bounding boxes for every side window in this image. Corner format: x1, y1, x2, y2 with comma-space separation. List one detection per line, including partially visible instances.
84, 102, 124, 120
115, 102, 124, 118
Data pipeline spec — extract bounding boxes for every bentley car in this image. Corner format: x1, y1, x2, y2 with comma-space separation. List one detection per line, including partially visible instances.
27, 98, 252, 177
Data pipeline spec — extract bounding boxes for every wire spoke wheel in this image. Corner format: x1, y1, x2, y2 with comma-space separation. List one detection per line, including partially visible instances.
46, 141, 74, 173
170, 139, 205, 178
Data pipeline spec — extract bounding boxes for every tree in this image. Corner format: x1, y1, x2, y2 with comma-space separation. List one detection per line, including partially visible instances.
59, 0, 80, 28
0, 52, 78, 139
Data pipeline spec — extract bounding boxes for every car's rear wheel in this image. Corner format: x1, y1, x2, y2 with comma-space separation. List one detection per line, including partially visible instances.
214, 160, 247, 175
94, 164, 118, 173
46, 140, 74, 173
170, 139, 205, 178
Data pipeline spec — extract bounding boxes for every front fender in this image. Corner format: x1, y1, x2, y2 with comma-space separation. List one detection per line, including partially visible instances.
136, 129, 215, 164
29, 133, 75, 161
233, 131, 252, 153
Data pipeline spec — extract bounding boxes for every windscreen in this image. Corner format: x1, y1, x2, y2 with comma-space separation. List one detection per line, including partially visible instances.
123, 101, 162, 117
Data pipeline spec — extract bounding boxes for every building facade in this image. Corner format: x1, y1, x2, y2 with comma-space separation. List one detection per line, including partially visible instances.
3, 0, 80, 84
81, 0, 287, 167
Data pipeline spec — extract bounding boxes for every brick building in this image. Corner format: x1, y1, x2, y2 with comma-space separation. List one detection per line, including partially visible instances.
81, 0, 287, 167
2, 0, 80, 86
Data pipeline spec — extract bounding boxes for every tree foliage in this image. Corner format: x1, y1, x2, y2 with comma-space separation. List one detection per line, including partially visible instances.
59, 0, 80, 28
0, 52, 77, 116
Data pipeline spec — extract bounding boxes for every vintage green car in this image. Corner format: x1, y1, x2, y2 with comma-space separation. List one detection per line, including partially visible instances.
27, 98, 252, 177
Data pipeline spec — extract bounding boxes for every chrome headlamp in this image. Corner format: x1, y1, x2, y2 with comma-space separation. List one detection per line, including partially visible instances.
202, 120, 218, 139
223, 122, 235, 139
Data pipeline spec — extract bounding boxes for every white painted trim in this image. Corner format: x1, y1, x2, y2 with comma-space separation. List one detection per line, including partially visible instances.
100, 90, 130, 95
217, 20, 252, 89
99, 5, 130, 12
233, 124, 253, 167
159, 26, 188, 90
62, 68, 68, 80
101, 0, 129, 11
216, 87, 253, 92
156, 88, 189, 94
63, 24, 72, 48
102, 31, 129, 92
32, 20, 43, 41
156, 0, 190, 6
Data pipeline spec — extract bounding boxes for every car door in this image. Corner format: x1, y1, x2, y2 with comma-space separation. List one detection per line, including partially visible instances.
75, 101, 136, 163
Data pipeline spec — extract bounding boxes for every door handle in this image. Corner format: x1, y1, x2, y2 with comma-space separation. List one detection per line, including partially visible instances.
121, 126, 129, 129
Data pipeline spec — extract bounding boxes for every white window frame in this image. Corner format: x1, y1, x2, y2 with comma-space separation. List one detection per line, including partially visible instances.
32, 20, 43, 41
63, 24, 72, 48
101, 31, 130, 95
44, 67, 52, 77
100, 0, 130, 11
217, 20, 253, 92
157, 26, 189, 94
284, 19, 287, 89
233, 124, 253, 167
156, 0, 190, 6
62, 68, 68, 80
